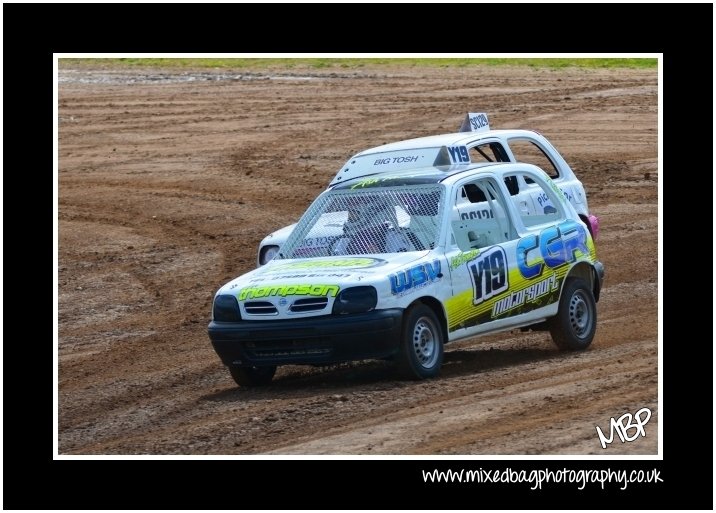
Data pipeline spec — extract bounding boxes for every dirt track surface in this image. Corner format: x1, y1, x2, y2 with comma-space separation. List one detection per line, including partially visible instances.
58, 65, 658, 455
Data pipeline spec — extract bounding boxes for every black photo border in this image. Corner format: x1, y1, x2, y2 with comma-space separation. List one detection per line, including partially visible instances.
4, 2, 712, 510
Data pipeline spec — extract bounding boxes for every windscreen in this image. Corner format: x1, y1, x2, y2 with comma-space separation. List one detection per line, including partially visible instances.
277, 184, 445, 258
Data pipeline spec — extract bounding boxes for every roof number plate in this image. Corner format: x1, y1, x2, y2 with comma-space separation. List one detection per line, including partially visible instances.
459, 112, 490, 133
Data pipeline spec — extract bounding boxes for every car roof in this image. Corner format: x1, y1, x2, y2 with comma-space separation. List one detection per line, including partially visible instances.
332, 161, 538, 190
352, 129, 540, 156
330, 129, 544, 187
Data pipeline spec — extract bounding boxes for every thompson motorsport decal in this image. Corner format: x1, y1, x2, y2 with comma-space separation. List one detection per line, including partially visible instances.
238, 284, 340, 300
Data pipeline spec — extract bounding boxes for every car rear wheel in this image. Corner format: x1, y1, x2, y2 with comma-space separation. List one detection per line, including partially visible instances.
228, 365, 277, 387
549, 278, 596, 350
397, 304, 444, 379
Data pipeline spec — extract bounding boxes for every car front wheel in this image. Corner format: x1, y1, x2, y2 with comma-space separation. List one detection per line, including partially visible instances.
228, 365, 277, 387
397, 304, 444, 379
549, 278, 597, 350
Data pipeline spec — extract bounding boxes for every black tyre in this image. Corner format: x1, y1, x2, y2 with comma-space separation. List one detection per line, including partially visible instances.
549, 278, 597, 350
228, 365, 277, 387
397, 304, 444, 379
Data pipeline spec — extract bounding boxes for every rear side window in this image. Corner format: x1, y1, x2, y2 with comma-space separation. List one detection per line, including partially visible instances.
508, 139, 559, 179
469, 142, 509, 164
505, 171, 565, 230
471, 140, 541, 194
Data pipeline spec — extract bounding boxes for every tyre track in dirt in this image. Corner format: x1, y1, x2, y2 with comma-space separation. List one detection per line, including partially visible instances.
268, 339, 657, 455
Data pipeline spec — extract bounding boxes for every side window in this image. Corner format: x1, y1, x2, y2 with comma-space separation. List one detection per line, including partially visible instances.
505, 172, 565, 229
508, 139, 560, 179
469, 142, 508, 163
503, 175, 519, 196
451, 178, 516, 251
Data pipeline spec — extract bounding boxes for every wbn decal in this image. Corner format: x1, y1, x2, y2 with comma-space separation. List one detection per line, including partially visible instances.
390, 260, 441, 295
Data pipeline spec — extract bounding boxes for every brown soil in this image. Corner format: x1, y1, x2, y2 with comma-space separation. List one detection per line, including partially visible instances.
58, 64, 658, 455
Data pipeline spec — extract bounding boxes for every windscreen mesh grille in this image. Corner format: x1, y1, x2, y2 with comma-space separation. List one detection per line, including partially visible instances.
279, 185, 444, 258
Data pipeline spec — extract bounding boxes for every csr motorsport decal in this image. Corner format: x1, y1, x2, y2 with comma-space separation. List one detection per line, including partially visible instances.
445, 220, 592, 331
492, 273, 559, 317
238, 284, 340, 300
390, 259, 442, 296
517, 220, 589, 279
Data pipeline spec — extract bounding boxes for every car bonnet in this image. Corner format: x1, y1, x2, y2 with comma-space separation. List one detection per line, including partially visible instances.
220, 252, 430, 296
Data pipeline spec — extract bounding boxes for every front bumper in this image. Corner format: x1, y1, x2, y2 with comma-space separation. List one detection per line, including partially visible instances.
208, 309, 404, 367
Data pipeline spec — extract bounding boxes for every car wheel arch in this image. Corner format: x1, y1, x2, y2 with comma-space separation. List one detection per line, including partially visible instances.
563, 262, 601, 302
410, 296, 449, 344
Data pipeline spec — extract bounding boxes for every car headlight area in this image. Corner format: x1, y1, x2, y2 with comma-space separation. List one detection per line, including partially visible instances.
213, 294, 241, 322
332, 286, 377, 315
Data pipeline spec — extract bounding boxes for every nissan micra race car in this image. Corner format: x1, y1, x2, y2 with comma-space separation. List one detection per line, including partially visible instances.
208, 155, 604, 387
258, 113, 600, 265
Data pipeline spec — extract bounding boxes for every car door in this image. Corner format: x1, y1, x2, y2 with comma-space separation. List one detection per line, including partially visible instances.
444, 168, 575, 342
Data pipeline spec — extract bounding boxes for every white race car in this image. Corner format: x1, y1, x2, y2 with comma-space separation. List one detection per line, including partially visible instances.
209, 152, 604, 387
258, 113, 600, 265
